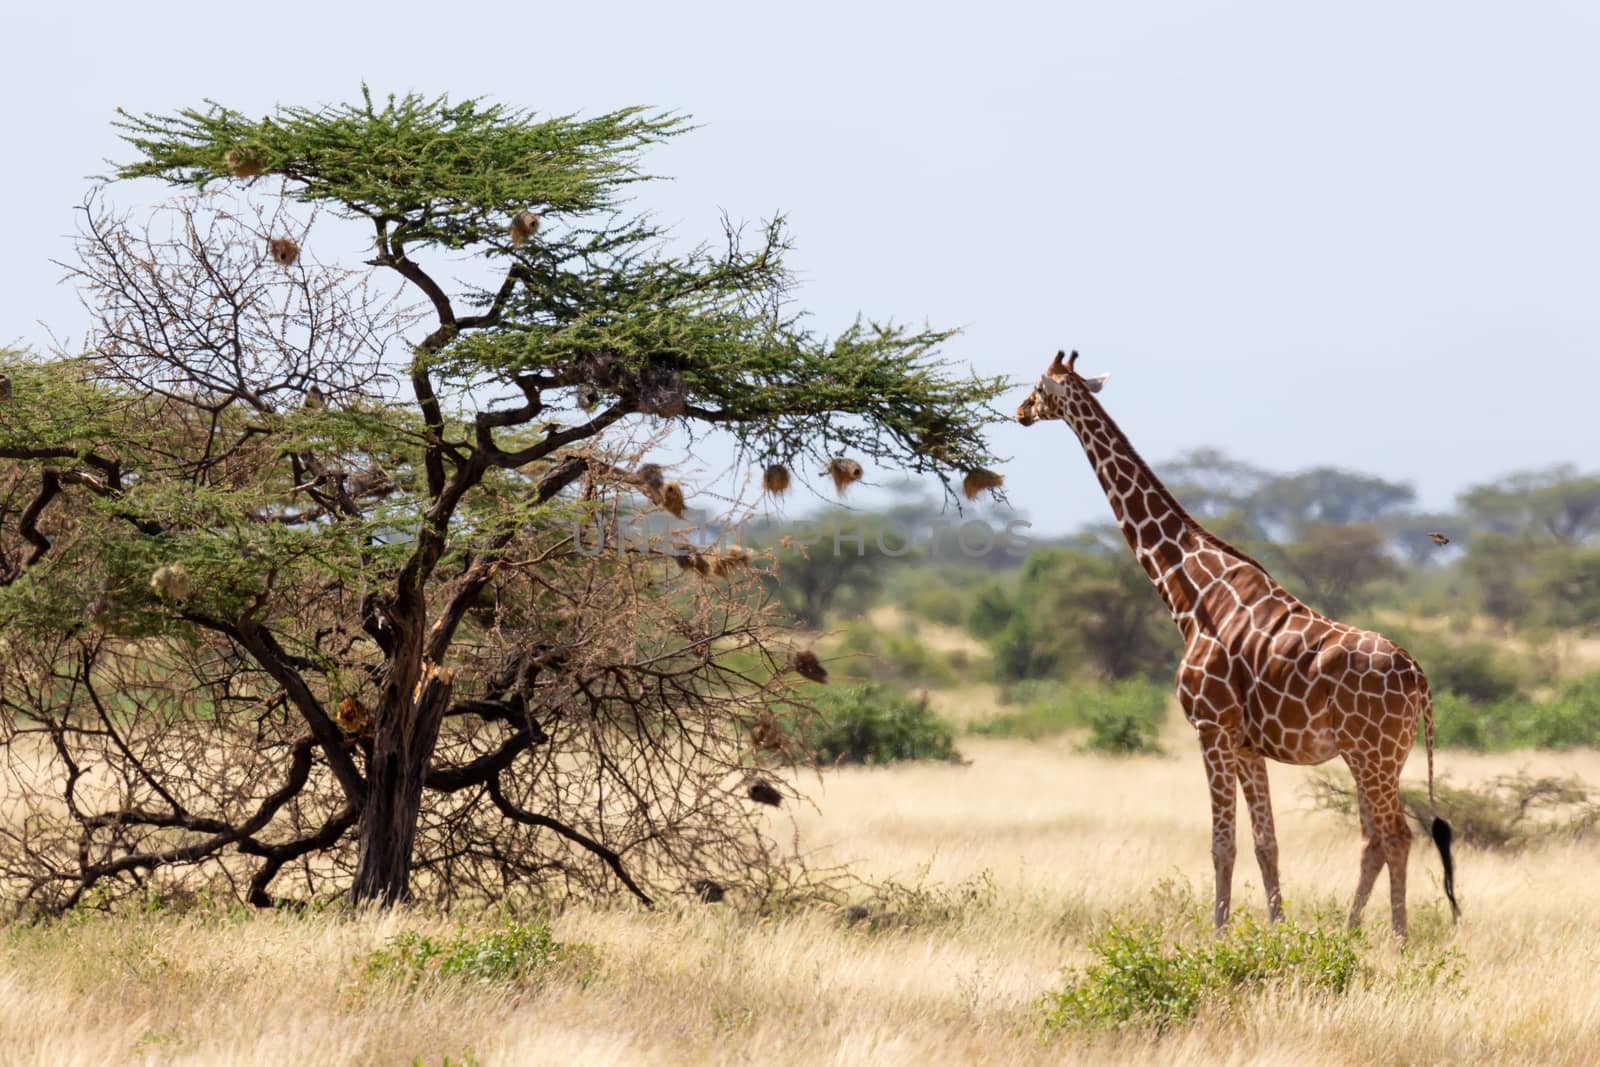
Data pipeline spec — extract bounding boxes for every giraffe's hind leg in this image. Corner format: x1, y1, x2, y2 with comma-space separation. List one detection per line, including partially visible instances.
1196, 726, 1240, 929
1237, 752, 1282, 921
1345, 783, 1385, 929
1343, 754, 1413, 937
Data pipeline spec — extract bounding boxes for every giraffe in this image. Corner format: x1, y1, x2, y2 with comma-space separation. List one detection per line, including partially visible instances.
1016, 350, 1458, 937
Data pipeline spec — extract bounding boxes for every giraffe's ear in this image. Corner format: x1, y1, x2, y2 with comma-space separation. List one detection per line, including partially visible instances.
1084, 373, 1110, 394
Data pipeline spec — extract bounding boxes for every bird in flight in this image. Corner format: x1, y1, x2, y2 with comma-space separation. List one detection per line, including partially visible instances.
1428, 532, 1451, 546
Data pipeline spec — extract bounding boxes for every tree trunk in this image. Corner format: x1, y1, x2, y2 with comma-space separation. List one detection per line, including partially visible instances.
350, 645, 456, 904
350, 736, 429, 903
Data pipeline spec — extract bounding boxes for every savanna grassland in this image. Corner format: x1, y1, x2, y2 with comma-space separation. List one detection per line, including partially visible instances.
5, 720, 1599, 1066
9, 454, 1600, 1065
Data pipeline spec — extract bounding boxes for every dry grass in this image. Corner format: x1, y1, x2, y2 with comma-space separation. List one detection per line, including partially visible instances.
921, 683, 1009, 728
4, 732, 1600, 1065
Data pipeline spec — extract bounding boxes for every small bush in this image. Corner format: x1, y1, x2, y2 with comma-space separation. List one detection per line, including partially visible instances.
1084, 708, 1164, 755
1306, 770, 1600, 850
965, 582, 1018, 639
792, 683, 960, 765
359, 917, 594, 991
844, 869, 997, 933
973, 680, 1168, 753
1431, 692, 1493, 750
987, 614, 1071, 682
995, 678, 1059, 708
1393, 944, 1468, 994
1041, 881, 1465, 1037
1041, 913, 1363, 1034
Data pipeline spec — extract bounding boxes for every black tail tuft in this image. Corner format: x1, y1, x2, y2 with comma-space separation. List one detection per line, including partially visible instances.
1431, 816, 1460, 922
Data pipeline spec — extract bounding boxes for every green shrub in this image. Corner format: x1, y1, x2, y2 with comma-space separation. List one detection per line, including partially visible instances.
1085, 708, 1164, 755
1384, 626, 1530, 704
998, 548, 1178, 681
881, 565, 1012, 631
1041, 913, 1363, 1034
359, 917, 594, 991
1432, 673, 1600, 751
1431, 692, 1493, 750
965, 582, 1017, 638
973, 680, 1168, 752
996, 678, 1060, 707
1544, 672, 1600, 746
793, 683, 960, 765
895, 578, 968, 628
838, 619, 962, 688
988, 614, 1070, 683
1514, 697, 1599, 750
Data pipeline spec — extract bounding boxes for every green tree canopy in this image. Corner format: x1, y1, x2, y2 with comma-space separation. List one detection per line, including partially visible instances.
0, 89, 1006, 909
1460, 465, 1600, 545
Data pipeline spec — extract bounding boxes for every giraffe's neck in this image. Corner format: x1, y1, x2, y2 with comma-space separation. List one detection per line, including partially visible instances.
1055, 388, 1290, 642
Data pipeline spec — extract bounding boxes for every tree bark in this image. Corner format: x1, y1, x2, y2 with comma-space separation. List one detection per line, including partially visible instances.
350, 739, 428, 903
349, 629, 457, 904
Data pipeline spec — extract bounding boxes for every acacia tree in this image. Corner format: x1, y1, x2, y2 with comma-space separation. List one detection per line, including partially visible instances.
0, 90, 1003, 907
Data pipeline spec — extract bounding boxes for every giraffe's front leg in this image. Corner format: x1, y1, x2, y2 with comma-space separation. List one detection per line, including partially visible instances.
1237, 752, 1283, 922
1196, 725, 1239, 929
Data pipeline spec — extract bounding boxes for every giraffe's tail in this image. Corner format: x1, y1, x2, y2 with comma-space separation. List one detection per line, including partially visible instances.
1423, 686, 1461, 922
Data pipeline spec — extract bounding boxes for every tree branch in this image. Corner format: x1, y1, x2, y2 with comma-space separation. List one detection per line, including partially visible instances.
239, 802, 360, 909
0, 445, 123, 483
487, 775, 653, 907
488, 404, 632, 469
425, 715, 545, 793
458, 264, 534, 330
16, 469, 63, 568
422, 454, 589, 663
225, 621, 367, 804
63, 733, 321, 910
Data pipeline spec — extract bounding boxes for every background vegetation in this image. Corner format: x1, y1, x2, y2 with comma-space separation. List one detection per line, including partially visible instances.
775, 455, 1600, 758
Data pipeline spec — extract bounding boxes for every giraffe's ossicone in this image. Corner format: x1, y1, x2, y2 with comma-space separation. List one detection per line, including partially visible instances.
1019, 349, 1458, 938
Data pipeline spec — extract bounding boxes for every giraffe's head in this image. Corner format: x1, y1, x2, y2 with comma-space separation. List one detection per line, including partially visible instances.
1015, 350, 1110, 426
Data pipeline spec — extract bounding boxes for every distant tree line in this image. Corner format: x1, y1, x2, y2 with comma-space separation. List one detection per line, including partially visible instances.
767, 452, 1600, 690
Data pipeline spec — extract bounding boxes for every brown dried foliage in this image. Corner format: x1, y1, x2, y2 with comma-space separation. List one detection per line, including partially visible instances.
224, 147, 265, 178
744, 775, 783, 807
788, 649, 829, 684
659, 481, 687, 518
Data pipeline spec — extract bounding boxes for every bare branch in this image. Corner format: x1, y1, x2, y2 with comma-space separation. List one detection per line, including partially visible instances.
487, 775, 653, 907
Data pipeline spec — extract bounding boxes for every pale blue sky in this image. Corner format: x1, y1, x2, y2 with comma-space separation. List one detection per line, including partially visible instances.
7, 1, 1598, 534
